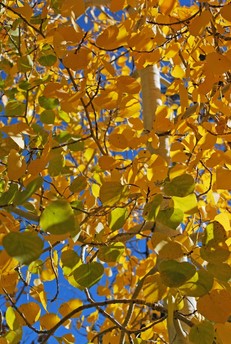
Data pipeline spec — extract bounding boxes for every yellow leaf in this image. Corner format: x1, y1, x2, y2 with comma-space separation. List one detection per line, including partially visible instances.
197, 289, 231, 323
142, 273, 168, 303
59, 299, 83, 318
116, 76, 140, 94
171, 65, 185, 79
216, 168, 231, 190
7, 149, 26, 180
40, 313, 60, 330
159, 0, 177, 15
30, 283, 47, 311
214, 213, 231, 232
96, 24, 129, 50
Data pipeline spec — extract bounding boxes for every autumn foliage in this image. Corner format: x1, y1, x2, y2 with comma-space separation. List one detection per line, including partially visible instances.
0, 0, 231, 343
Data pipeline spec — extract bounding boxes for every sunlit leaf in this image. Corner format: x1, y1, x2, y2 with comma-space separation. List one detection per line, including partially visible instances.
173, 193, 198, 215
59, 299, 83, 318
143, 194, 163, 221
142, 273, 168, 303
60, 249, 81, 276
98, 242, 124, 262
2, 232, 44, 265
40, 313, 60, 330
6, 307, 20, 331
156, 207, 184, 229
72, 262, 104, 288
99, 181, 126, 206
40, 200, 77, 235
179, 270, 214, 297
108, 208, 127, 231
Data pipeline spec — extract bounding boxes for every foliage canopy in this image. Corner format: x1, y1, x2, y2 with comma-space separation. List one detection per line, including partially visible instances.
0, 0, 231, 343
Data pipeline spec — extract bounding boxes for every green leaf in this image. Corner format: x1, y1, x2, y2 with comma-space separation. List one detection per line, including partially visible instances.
156, 207, 184, 229
164, 174, 195, 197
189, 321, 215, 344
14, 177, 43, 206
72, 262, 104, 288
159, 260, 196, 288
28, 260, 43, 274
40, 110, 55, 124
17, 55, 33, 72
40, 200, 77, 235
98, 243, 124, 262
38, 96, 59, 110
207, 263, 231, 282
5, 100, 26, 117
100, 181, 125, 206
69, 140, 85, 151
5, 328, 22, 344
58, 110, 70, 123
108, 208, 127, 231
70, 176, 87, 193
48, 155, 65, 176
202, 221, 227, 245
173, 193, 198, 215
200, 241, 230, 264
39, 54, 57, 67
143, 194, 163, 221
0, 183, 19, 206
61, 249, 81, 276
2, 232, 44, 265
179, 270, 214, 297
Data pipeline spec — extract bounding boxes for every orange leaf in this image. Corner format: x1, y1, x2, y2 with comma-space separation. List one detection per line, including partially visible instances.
117, 76, 140, 94
198, 289, 231, 323
189, 10, 211, 36
205, 52, 231, 75
215, 323, 231, 344
110, 0, 126, 12
7, 149, 27, 180
220, 3, 231, 22
159, 0, 177, 15
61, 0, 85, 18
14, 3, 33, 21
63, 48, 91, 70
216, 168, 231, 190
108, 133, 128, 150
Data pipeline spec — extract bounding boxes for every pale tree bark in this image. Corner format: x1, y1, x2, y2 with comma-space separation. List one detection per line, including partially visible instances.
84, 1, 194, 343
